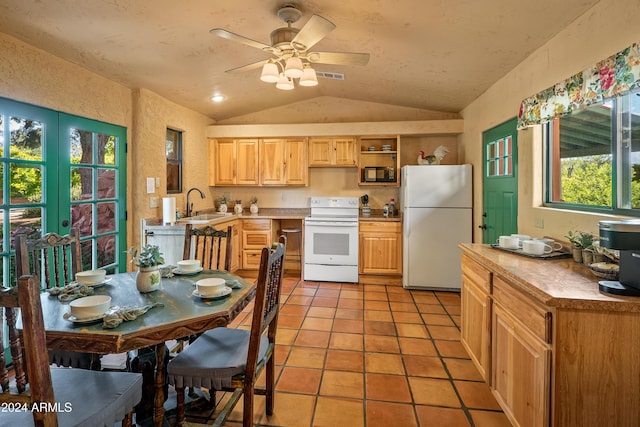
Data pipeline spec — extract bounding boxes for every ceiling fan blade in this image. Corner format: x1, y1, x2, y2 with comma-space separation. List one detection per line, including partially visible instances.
291, 14, 336, 50
210, 28, 272, 51
225, 59, 269, 73
305, 51, 370, 66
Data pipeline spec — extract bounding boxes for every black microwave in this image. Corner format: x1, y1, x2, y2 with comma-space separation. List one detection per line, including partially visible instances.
363, 167, 396, 182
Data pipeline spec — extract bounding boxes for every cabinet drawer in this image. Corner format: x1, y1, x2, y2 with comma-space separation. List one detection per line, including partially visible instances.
359, 221, 401, 233
461, 255, 491, 293
243, 231, 270, 248
242, 219, 271, 231
493, 276, 552, 343
242, 250, 263, 269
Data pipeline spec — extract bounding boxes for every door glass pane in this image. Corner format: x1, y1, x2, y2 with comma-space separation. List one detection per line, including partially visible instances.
100, 134, 116, 166
71, 166, 93, 201
97, 202, 116, 233
97, 169, 115, 200
629, 94, 640, 209
10, 164, 42, 204
10, 116, 42, 160
72, 203, 93, 238
0, 115, 3, 157
98, 235, 116, 270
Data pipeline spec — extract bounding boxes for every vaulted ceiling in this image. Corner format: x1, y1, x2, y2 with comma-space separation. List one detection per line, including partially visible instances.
0, 0, 601, 121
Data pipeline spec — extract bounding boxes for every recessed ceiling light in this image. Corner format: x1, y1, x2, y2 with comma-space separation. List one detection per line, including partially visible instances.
211, 95, 225, 103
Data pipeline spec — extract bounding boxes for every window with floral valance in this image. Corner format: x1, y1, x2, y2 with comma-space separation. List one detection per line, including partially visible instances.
517, 41, 640, 129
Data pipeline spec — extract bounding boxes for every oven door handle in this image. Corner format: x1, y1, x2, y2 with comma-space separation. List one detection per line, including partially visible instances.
305, 221, 358, 227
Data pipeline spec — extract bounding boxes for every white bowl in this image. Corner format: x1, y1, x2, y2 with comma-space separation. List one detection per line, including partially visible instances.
177, 260, 201, 272
195, 278, 226, 296
75, 269, 106, 285
69, 295, 111, 319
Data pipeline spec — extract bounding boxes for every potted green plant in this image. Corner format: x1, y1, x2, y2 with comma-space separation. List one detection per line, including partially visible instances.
565, 230, 594, 264
249, 196, 259, 214
127, 244, 165, 292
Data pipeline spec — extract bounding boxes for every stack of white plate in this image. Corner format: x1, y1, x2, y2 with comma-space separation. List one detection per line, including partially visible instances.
381, 145, 392, 151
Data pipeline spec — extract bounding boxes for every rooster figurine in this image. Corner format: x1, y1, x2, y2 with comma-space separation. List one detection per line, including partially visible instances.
417, 145, 450, 165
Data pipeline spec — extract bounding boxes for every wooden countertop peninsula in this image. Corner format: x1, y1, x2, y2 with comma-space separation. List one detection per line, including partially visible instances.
460, 243, 640, 312
460, 243, 640, 427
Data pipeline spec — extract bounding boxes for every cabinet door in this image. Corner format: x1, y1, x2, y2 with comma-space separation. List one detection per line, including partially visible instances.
228, 220, 240, 272
236, 139, 259, 185
461, 275, 491, 380
359, 222, 402, 275
334, 138, 357, 166
284, 138, 308, 185
260, 139, 285, 185
308, 138, 333, 166
213, 139, 236, 185
492, 303, 551, 427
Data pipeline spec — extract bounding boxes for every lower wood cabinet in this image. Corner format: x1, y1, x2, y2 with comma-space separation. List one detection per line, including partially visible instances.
359, 221, 402, 275
492, 301, 551, 427
241, 219, 272, 270
460, 255, 492, 380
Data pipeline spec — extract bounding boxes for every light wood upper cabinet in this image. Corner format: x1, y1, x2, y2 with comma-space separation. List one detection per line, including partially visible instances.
209, 138, 259, 186
309, 137, 357, 167
260, 138, 308, 186
284, 138, 308, 185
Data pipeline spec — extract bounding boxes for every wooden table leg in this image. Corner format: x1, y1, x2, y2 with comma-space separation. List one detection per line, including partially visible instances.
153, 343, 167, 427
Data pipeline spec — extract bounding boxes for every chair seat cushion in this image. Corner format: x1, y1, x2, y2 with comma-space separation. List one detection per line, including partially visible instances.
0, 368, 142, 427
167, 327, 269, 390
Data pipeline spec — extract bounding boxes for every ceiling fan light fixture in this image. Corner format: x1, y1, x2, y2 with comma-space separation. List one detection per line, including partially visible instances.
284, 57, 304, 78
275, 74, 294, 90
299, 67, 318, 86
260, 62, 279, 83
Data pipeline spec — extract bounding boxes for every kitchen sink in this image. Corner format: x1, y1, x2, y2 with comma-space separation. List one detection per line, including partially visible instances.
177, 213, 234, 224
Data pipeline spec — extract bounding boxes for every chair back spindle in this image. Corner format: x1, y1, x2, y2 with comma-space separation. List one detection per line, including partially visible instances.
15, 229, 82, 289
183, 224, 233, 271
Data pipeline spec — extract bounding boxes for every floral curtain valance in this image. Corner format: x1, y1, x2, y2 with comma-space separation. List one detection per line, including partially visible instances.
517, 41, 640, 129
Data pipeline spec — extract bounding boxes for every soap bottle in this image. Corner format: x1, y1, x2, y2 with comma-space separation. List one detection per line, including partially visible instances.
389, 198, 395, 216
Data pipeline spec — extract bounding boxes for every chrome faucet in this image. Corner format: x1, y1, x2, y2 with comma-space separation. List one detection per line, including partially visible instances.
186, 187, 205, 218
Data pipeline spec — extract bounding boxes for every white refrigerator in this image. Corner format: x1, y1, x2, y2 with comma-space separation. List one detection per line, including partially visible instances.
401, 165, 472, 290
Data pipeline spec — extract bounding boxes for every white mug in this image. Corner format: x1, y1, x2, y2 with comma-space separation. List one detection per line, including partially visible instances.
511, 234, 531, 247
534, 238, 563, 251
497, 235, 520, 249
522, 239, 552, 255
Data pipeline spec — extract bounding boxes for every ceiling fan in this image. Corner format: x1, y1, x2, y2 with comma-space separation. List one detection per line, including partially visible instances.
210, 4, 369, 88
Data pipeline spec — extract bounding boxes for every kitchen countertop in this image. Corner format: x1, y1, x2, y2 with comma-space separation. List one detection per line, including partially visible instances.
460, 243, 640, 312
359, 209, 402, 222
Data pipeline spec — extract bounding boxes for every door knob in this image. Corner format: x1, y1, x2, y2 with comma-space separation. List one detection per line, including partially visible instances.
61, 220, 69, 227
478, 224, 487, 230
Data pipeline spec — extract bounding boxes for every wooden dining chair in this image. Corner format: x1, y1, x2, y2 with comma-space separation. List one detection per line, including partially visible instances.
15, 228, 82, 289
183, 224, 233, 271
0, 274, 143, 427
168, 235, 287, 427
14, 228, 101, 370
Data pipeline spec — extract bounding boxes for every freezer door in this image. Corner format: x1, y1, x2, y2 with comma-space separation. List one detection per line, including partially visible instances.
401, 165, 472, 208
402, 207, 472, 290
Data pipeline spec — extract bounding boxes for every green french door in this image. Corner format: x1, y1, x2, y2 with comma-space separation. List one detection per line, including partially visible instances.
481, 118, 518, 244
0, 97, 127, 289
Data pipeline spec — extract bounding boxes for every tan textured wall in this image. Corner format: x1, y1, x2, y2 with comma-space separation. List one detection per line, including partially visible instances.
217, 96, 461, 125
460, 0, 640, 243
131, 89, 213, 248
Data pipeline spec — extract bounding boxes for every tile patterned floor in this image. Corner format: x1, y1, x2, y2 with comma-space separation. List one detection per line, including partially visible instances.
172, 275, 511, 427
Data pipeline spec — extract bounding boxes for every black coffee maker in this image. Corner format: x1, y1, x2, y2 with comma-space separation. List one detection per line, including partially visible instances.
598, 219, 640, 296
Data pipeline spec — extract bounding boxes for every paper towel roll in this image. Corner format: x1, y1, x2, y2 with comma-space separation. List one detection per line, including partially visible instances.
162, 197, 176, 225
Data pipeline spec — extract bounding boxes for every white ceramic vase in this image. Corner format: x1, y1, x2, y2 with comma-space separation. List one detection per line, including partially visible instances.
250, 203, 259, 214
136, 266, 161, 293
234, 202, 243, 214
218, 203, 228, 213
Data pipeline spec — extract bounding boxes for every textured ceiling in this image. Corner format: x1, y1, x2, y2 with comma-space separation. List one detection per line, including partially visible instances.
0, 0, 600, 121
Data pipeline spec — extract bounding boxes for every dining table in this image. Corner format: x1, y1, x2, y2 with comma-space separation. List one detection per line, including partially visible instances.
37, 269, 256, 427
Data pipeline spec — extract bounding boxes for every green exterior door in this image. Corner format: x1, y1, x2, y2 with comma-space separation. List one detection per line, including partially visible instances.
59, 113, 127, 273
481, 118, 518, 244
